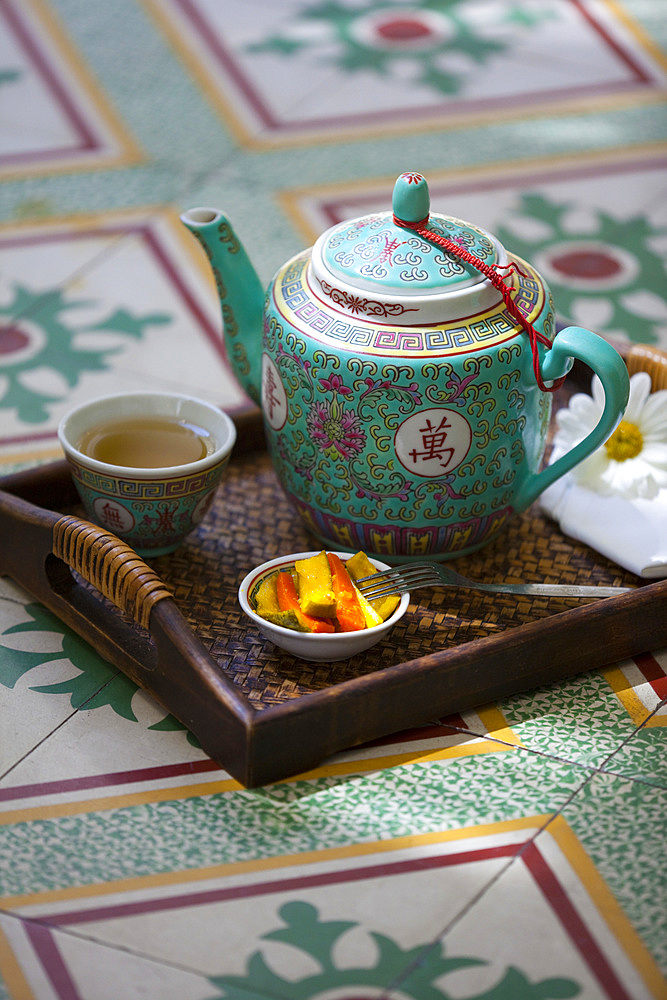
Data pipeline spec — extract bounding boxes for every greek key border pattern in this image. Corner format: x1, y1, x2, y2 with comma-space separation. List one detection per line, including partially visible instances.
276, 255, 544, 357
67, 457, 229, 499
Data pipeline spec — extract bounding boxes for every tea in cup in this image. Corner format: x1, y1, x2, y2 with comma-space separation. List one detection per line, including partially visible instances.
58, 392, 236, 556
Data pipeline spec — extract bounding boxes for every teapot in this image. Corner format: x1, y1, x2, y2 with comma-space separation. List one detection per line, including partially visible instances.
182, 172, 629, 560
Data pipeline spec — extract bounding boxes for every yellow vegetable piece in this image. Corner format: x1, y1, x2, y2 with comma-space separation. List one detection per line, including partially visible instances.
345, 551, 400, 622
352, 585, 383, 629
260, 609, 311, 632
373, 594, 400, 622
253, 572, 310, 629
276, 570, 335, 633
254, 571, 280, 616
294, 551, 336, 617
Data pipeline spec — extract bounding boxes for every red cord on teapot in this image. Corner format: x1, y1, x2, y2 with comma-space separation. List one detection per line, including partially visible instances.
392, 213, 565, 393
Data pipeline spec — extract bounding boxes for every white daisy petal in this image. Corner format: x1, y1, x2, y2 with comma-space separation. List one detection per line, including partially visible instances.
635, 475, 661, 500
571, 448, 610, 487
561, 392, 600, 422
640, 443, 667, 469
555, 409, 583, 434
639, 389, 667, 436
552, 369, 667, 500
554, 393, 601, 449
606, 461, 640, 494
623, 371, 652, 423
630, 456, 658, 479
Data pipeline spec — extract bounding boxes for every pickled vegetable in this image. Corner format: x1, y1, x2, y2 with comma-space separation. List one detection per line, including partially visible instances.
276, 570, 335, 633
346, 550, 400, 622
251, 550, 400, 635
294, 551, 336, 617
327, 552, 366, 632
254, 572, 280, 616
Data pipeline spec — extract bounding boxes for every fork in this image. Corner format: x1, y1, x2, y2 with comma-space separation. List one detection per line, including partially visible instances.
355, 561, 634, 601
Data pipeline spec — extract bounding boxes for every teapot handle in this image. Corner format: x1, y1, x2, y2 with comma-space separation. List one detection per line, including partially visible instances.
515, 326, 630, 510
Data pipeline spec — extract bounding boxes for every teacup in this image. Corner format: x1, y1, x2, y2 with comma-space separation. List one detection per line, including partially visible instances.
58, 391, 236, 556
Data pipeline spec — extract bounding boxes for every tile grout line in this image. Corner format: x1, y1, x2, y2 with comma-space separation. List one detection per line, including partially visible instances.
388, 763, 605, 996
0, 671, 125, 785
389, 700, 667, 992
0, 908, 259, 998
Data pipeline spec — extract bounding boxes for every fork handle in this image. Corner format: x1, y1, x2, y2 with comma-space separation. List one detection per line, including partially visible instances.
360, 579, 633, 600
472, 581, 632, 598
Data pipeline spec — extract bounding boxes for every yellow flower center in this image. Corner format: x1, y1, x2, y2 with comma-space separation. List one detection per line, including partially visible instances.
605, 420, 643, 462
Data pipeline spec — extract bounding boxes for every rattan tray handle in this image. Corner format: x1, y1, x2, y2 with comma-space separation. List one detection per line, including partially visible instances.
626, 344, 667, 390
52, 515, 173, 630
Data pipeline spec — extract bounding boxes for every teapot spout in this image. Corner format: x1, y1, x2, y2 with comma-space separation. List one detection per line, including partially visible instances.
180, 208, 264, 403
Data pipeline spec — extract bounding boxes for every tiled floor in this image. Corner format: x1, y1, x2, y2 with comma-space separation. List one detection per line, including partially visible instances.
1, 1, 666, 997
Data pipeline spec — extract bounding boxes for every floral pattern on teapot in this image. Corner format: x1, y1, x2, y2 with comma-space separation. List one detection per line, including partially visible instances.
182, 172, 630, 561
261, 249, 553, 558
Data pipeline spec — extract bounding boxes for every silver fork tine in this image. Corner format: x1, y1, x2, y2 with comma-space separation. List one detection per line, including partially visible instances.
357, 575, 429, 595
355, 562, 435, 586
355, 566, 424, 586
360, 582, 417, 599
356, 564, 441, 600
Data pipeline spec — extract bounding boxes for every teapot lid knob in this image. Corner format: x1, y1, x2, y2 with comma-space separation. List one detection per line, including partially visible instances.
310, 169, 507, 323
392, 172, 430, 224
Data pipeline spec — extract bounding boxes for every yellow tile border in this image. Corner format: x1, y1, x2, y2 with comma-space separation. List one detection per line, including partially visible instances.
0, 924, 37, 1000
0, 814, 554, 910
605, 0, 667, 72
1, 813, 663, 996
0, 203, 167, 235
291, 735, 514, 782
0, 778, 241, 828
278, 141, 667, 243
141, 0, 666, 152
0, 447, 62, 471
547, 814, 666, 998
0, 204, 214, 281
1, 0, 144, 180
602, 664, 667, 727
140, 0, 251, 151
0, 737, 514, 827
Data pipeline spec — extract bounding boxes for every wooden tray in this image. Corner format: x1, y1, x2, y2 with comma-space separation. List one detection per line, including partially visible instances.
1, 348, 666, 787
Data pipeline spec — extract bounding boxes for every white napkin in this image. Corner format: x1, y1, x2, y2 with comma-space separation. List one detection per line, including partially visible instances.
540, 474, 667, 579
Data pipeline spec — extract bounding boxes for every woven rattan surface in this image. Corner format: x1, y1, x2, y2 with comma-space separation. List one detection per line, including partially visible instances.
46, 365, 652, 711
144, 447, 637, 710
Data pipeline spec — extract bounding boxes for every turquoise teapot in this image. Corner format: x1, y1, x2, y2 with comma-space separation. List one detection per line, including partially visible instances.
182, 172, 629, 560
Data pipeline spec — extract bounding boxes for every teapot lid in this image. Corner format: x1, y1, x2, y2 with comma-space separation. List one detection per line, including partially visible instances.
310, 173, 508, 325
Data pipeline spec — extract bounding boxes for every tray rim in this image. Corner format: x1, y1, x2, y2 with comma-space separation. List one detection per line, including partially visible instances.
1, 404, 666, 787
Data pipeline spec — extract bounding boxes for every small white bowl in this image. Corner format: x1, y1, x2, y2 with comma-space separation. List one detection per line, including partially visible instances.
238, 551, 410, 661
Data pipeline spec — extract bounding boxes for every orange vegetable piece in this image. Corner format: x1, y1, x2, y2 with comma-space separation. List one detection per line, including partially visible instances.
327, 552, 367, 632
276, 571, 335, 634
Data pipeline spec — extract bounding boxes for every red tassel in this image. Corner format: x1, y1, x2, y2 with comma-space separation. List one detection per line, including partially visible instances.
393, 214, 565, 393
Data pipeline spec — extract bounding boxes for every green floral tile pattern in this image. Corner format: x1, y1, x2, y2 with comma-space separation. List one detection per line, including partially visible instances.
0, 283, 170, 423
0, 594, 194, 773
203, 899, 582, 1000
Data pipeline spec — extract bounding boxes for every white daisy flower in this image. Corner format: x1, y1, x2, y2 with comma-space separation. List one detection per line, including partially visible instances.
552, 370, 667, 499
